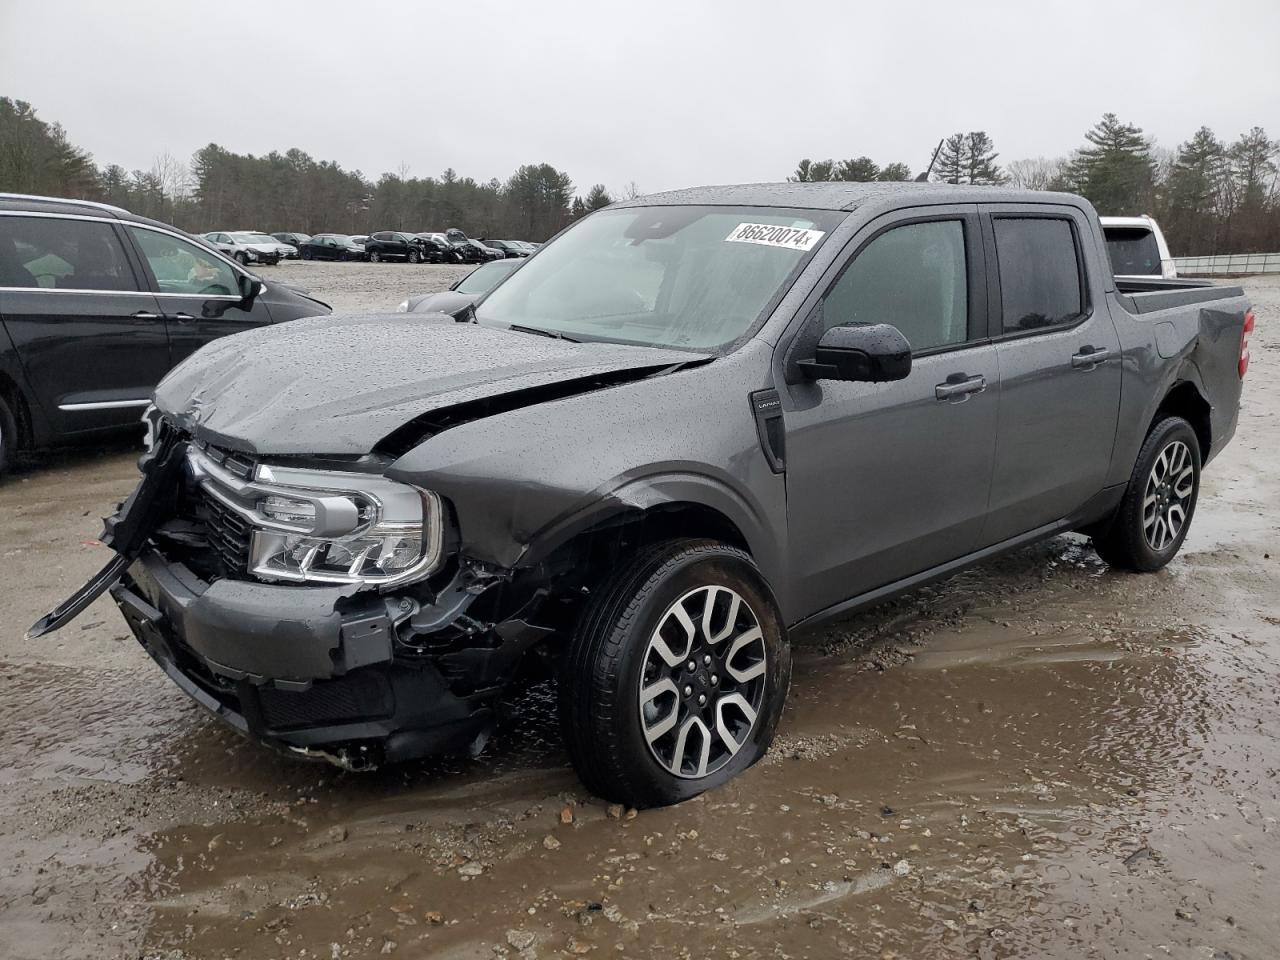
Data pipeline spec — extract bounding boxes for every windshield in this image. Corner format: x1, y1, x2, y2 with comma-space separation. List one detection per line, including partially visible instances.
1105, 227, 1162, 275
237, 234, 277, 244
456, 258, 520, 294
475, 205, 840, 351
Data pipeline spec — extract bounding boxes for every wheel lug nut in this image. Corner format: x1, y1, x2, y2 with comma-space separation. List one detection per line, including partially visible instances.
703, 655, 712, 665
710, 674, 719, 685
687, 660, 696, 672
683, 685, 692, 697
698, 694, 707, 705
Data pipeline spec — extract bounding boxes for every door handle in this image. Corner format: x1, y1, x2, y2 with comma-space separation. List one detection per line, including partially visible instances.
169, 312, 196, 322
130, 310, 161, 320
935, 374, 987, 402
1071, 346, 1111, 368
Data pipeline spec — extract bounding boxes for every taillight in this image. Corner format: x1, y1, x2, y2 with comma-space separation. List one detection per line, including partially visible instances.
1239, 309, 1255, 378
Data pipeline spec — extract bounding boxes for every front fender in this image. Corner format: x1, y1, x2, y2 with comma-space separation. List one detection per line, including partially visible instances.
516, 467, 786, 589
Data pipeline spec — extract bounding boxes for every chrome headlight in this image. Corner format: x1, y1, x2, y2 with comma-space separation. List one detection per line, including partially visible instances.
188, 447, 444, 587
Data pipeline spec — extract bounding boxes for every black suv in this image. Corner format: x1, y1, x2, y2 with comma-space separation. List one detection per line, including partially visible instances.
0, 194, 331, 472
364, 231, 433, 264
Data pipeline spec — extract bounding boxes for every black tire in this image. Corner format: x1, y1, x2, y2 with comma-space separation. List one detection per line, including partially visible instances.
234, 251, 249, 266
0, 393, 15, 476
301, 247, 313, 261
559, 539, 791, 808
1093, 416, 1201, 572
408, 248, 421, 264
370, 250, 383, 263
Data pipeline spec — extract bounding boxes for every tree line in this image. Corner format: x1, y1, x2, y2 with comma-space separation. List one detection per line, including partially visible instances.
4, 98, 1278, 254
788, 113, 1280, 256
0, 97, 616, 241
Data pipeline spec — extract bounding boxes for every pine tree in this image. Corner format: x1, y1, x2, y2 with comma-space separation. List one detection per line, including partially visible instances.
1160, 127, 1226, 255
584, 184, 613, 210
834, 157, 880, 182
1063, 113, 1156, 215
876, 162, 912, 182
963, 132, 1004, 184
933, 134, 967, 184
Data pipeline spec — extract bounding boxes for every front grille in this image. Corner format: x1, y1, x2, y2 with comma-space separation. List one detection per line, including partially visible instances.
200, 489, 252, 577
189, 444, 259, 579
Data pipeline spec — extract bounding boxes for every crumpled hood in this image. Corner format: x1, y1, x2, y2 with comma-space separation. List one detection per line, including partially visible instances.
153, 313, 705, 455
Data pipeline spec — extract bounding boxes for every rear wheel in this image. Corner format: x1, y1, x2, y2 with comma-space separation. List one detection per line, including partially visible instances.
1093, 416, 1201, 572
559, 539, 791, 808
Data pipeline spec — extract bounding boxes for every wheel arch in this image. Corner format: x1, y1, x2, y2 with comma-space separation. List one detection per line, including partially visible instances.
517, 473, 788, 616
0, 367, 35, 452
1153, 378, 1211, 459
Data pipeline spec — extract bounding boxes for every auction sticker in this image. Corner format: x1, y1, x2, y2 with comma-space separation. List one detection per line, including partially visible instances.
725, 222, 824, 250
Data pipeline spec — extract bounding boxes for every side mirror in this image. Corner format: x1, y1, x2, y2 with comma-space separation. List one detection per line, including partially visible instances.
238, 274, 264, 304
798, 323, 912, 383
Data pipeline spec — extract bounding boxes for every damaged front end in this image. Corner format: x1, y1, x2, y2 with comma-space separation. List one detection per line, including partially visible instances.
30, 421, 560, 769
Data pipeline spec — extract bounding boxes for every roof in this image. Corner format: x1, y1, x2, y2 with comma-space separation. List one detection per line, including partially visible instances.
613, 181, 1083, 212
0, 193, 198, 236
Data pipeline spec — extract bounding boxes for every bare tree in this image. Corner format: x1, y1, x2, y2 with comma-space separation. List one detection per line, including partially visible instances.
1006, 156, 1064, 191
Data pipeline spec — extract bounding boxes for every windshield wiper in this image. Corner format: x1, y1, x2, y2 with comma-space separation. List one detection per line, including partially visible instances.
508, 323, 581, 343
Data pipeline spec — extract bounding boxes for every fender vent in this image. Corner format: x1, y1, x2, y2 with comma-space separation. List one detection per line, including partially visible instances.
750, 389, 785, 473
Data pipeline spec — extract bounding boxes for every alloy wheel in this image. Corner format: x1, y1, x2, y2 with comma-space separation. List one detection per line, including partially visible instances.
638, 585, 767, 779
1143, 439, 1194, 551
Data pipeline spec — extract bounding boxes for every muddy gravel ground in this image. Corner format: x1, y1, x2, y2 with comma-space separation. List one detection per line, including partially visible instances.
1, 265, 1277, 960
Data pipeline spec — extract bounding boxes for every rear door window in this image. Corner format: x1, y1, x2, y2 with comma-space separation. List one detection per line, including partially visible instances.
992, 218, 1084, 333
0, 215, 139, 291
129, 227, 239, 296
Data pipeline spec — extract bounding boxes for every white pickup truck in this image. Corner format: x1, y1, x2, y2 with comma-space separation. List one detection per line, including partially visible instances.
1101, 215, 1176, 280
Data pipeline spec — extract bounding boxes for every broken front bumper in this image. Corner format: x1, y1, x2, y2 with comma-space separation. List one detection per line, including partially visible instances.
112, 548, 492, 766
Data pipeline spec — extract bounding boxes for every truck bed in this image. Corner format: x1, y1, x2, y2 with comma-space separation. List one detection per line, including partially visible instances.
1115, 277, 1246, 315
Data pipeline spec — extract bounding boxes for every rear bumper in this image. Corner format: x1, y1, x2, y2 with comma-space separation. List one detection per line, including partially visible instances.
111, 548, 491, 765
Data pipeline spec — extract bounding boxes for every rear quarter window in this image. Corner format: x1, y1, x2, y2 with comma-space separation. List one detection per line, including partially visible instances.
993, 218, 1084, 334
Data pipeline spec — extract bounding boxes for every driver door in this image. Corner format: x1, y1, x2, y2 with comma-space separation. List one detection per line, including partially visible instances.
780, 206, 1000, 618
125, 225, 275, 367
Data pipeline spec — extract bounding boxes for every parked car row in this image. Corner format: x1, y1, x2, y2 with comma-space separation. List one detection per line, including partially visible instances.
233, 227, 542, 265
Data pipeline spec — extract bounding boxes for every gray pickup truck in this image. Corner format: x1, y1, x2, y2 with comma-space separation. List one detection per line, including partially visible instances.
33, 182, 1253, 808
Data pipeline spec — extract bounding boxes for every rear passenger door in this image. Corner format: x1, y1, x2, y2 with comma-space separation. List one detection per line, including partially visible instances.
782, 205, 1000, 616
0, 213, 168, 437
125, 225, 275, 368
979, 205, 1122, 544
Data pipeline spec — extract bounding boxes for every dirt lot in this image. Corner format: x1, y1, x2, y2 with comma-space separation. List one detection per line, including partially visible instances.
1, 266, 1276, 960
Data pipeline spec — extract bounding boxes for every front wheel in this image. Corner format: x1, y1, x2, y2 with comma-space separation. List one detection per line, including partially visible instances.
301, 247, 313, 260
1093, 416, 1201, 572
234, 252, 249, 265
559, 539, 791, 808
369, 250, 382, 263
408, 248, 421, 264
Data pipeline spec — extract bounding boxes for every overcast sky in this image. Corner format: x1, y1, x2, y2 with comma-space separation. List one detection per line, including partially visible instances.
2, 0, 1277, 196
